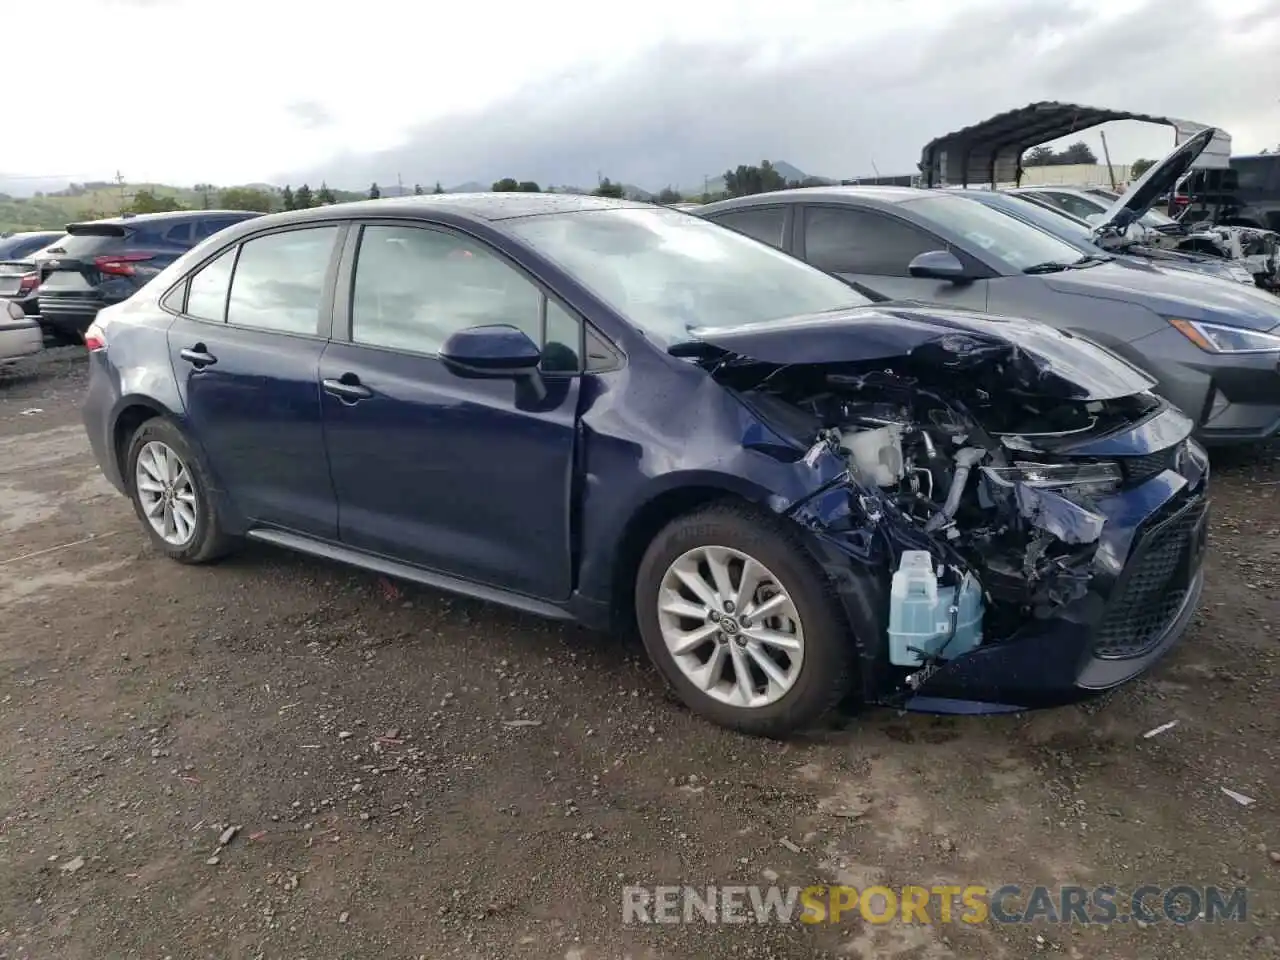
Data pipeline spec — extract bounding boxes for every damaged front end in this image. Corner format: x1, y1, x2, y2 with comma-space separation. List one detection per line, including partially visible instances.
676, 305, 1211, 712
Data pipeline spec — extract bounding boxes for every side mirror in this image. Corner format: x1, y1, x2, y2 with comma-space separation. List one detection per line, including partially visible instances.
907, 250, 970, 283
440, 324, 542, 379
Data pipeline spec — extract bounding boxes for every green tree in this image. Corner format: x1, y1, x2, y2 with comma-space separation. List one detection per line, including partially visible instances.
517, 181, 541, 192
592, 177, 625, 199
492, 178, 520, 192
1023, 141, 1099, 167
1130, 158, 1156, 178
723, 161, 786, 198
129, 189, 184, 214
316, 182, 337, 205
218, 187, 275, 212
1023, 145, 1057, 167
294, 183, 314, 209
433, 182, 445, 194
656, 186, 683, 204
413, 183, 424, 195
193, 183, 215, 209
280, 185, 295, 210
1059, 141, 1098, 165
369, 182, 381, 199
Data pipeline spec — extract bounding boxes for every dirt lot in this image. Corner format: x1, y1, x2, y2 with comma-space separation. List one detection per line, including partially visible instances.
0, 349, 1277, 960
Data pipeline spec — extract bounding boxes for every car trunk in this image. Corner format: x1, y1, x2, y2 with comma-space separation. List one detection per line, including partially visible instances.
38, 224, 132, 291
0, 259, 38, 298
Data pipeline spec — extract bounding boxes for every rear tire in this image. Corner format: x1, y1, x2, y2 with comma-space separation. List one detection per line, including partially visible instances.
634, 502, 856, 738
125, 418, 237, 564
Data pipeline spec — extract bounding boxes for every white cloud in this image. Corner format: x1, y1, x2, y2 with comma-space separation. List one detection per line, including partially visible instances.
9, 0, 1279, 188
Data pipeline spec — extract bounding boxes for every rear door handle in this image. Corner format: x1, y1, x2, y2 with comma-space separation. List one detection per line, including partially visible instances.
179, 345, 217, 367
322, 376, 373, 403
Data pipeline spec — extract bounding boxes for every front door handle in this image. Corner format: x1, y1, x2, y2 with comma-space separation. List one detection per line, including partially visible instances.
179, 344, 217, 367
322, 375, 373, 403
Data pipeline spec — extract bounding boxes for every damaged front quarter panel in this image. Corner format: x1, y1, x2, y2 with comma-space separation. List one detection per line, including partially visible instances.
674, 301, 1208, 712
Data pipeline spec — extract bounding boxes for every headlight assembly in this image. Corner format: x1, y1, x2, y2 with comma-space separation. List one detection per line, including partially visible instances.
1167, 317, 1280, 354
982, 461, 1122, 495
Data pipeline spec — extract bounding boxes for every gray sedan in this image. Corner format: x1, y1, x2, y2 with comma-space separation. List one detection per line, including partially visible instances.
698, 186, 1280, 446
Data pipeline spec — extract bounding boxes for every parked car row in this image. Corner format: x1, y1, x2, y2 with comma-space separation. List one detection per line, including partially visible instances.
698, 130, 1280, 447
0, 211, 261, 363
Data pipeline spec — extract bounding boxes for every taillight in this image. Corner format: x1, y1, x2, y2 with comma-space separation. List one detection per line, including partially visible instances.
84, 321, 107, 352
17, 272, 38, 295
94, 252, 154, 277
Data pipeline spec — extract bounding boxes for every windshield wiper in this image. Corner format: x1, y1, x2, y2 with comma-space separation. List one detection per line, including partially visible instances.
1022, 260, 1071, 274
1072, 253, 1113, 267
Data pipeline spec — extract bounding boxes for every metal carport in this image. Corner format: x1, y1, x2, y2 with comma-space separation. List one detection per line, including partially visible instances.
919, 101, 1230, 188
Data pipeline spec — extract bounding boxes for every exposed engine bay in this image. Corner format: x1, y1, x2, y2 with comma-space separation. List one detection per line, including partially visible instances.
1136, 218, 1280, 290
732, 360, 1169, 678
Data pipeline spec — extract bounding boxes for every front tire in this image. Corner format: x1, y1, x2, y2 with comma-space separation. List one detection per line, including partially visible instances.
125, 418, 236, 564
635, 502, 856, 737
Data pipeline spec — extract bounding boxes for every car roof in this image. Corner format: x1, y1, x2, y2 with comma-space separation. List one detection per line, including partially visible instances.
71, 209, 260, 227
258, 193, 650, 229
1011, 186, 1096, 196
707, 185, 932, 208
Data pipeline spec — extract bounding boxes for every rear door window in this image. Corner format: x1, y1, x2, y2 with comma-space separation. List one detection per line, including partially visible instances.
802, 206, 938, 276
161, 221, 194, 246
185, 248, 238, 322
709, 207, 787, 249
195, 217, 243, 241
226, 226, 339, 336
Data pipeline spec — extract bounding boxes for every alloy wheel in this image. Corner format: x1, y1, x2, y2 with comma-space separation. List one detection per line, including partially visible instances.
656, 545, 805, 708
134, 440, 198, 547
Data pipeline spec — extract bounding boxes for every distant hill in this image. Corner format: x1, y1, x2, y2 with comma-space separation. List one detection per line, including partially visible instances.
0, 162, 835, 231
0, 183, 214, 232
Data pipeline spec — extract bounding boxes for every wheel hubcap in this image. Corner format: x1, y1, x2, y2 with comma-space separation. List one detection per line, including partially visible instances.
656, 545, 805, 708
135, 441, 198, 547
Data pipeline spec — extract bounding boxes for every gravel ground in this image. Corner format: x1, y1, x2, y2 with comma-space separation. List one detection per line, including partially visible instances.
0, 348, 1277, 960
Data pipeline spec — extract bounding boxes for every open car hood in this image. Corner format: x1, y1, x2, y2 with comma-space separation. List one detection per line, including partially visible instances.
670, 303, 1157, 401
1092, 127, 1216, 237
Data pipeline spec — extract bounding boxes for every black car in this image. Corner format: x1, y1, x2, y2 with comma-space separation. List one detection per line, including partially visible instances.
34, 210, 262, 343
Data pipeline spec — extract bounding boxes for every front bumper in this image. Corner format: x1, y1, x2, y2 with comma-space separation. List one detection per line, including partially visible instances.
901, 470, 1210, 712
1113, 325, 1280, 445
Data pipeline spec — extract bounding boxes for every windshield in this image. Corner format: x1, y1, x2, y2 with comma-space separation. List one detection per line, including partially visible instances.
900, 194, 1086, 270
1088, 187, 1176, 227
980, 195, 1099, 250
504, 208, 870, 343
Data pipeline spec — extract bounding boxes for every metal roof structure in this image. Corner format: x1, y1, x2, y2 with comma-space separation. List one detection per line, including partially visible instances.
919, 101, 1231, 188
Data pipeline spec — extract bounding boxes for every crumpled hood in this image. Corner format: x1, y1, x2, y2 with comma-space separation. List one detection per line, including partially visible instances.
1042, 260, 1280, 331
671, 302, 1156, 401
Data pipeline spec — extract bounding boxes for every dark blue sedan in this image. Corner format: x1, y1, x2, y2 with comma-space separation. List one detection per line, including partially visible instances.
81, 194, 1210, 737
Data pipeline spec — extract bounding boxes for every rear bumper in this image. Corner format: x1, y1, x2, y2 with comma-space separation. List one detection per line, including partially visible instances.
82, 351, 127, 494
0, 317, 42, 360
37, 295, 109, 335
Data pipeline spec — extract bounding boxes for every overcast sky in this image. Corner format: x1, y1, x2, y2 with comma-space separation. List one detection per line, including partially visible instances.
9, 0, 1280, 192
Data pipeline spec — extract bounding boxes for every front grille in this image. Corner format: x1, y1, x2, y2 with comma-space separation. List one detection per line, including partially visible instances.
1093, 497, 1206, 659
1117, 443, 1183, 486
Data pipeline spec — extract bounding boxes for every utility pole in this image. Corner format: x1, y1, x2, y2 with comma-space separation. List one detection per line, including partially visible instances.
115, 170, 127, 213
397, 172, 403, 196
